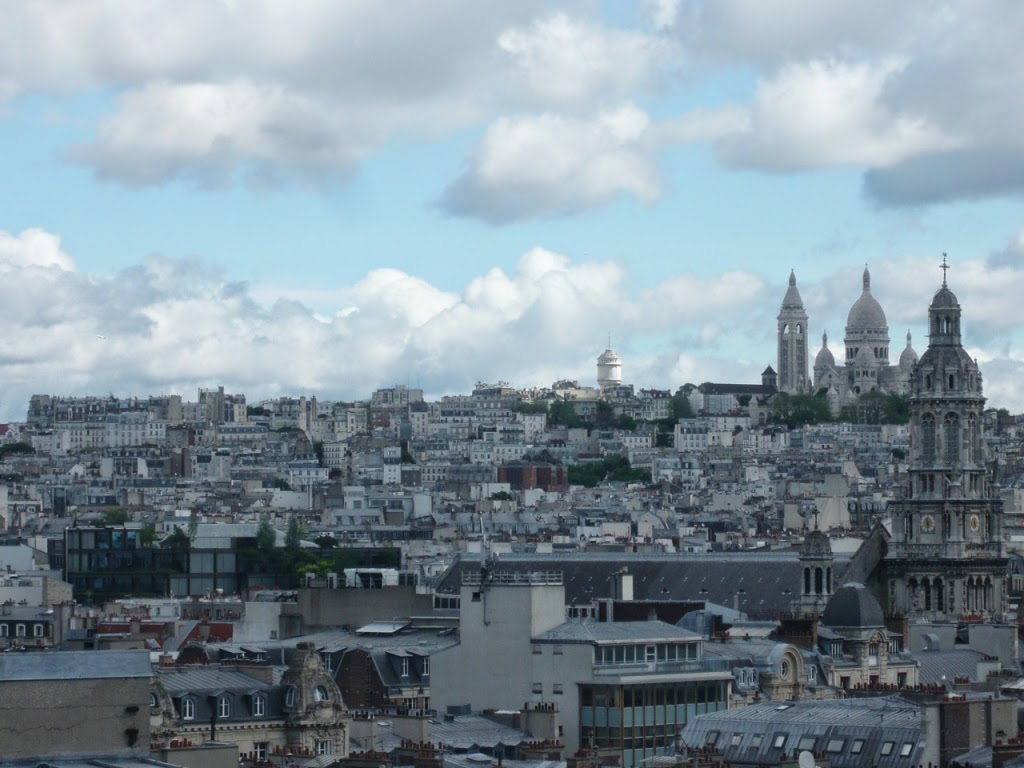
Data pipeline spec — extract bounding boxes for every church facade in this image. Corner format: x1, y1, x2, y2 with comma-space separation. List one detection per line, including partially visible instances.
777, 267, 918, 409
883, 270, 1007, 621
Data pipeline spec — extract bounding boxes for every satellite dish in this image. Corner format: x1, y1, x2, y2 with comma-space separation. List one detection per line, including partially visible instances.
798, 751, 816, 768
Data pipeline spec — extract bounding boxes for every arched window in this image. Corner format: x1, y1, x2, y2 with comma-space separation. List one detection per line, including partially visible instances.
181, 698, 195, 721
285, 686, 297, 708
814, 567, 823, 595
948, 374, 955, 389
921, 414, 936, 463
795, 324, 802, 334
253, 695, 266, 717
783, 324, 790, 334
944, 413, 960, 464
314, 685, 330, 702
217, 697, 231, 718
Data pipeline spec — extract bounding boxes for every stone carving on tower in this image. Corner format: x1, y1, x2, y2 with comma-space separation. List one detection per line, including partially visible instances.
884, 258, 1006, 621
777, 270, 809, 393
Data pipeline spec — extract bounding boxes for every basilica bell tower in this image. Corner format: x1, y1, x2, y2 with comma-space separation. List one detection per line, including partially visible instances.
884, 259, 1006, 621
777, 270, 809, 393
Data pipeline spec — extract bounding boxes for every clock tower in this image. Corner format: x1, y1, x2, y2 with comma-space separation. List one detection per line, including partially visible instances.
884, 258, 1007, 620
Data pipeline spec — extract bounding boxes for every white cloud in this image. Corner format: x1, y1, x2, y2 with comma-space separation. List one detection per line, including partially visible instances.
0, 228, 74, 271
497, 13, 667, 108
440, 103, 660, 222
2, 229, 1024, 420
719, 58, 957, 171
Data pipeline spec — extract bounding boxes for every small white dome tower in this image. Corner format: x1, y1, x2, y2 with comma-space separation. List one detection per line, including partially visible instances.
597, 340, 623, 391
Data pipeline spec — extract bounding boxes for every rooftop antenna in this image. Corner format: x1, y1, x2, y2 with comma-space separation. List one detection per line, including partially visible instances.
941, 252, 950, 288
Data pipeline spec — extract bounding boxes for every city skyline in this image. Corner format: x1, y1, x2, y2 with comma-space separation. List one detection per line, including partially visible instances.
2, 2, 1024, 420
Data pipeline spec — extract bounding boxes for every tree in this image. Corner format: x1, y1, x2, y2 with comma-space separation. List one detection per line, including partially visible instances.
489, 491, 514, 501
314, 535, 338, 548
594, 400, 616, 429
255, 520, 277, 552
548, 400, 584, 428
313, 441, 325, 467
164, 526, 191, 549
771, 391, 831, 428
670, 389, 695, 420
285, 517, 303, 550
102, 508, 131, 525
246, 405, 271, 417
838, 391, 910, 425
617, 414, 638, 431
0, 442, 35, 460
140, 522, 157, 547
273, 478, 292, 491
511, 401, 548, 415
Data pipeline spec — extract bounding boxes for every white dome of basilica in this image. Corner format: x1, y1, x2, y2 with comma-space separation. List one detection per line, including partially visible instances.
846, 267, 887, 332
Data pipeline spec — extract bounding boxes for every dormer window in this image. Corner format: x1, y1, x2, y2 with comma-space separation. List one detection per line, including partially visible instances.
253, 694, 266, 716
149, 692, 158, 709
313, 685, 330, 702
181, 698, 196, 721
401, 657, 410, 677
217, 697, 231, 718
285, 686, 297, 708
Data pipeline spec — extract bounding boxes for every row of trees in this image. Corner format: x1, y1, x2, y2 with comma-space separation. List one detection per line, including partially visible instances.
769, 390, 911, 428
567, 455, 650, 488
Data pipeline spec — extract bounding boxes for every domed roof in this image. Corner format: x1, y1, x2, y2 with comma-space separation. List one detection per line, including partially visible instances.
821, 582, 885, 629
781, 270, 804, 310
846, 267, 887, 331
597, 348, 621, 364
814, 331, 835, 369
899, 330, 918, 369
801, 529, 832, 558
930, 285, 959, 310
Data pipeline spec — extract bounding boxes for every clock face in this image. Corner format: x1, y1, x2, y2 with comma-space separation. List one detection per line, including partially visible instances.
920, 514, 935, 533
969, 514, 981, 532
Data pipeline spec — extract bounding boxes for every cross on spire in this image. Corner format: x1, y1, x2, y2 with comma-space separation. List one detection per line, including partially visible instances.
941, 252, 949, 287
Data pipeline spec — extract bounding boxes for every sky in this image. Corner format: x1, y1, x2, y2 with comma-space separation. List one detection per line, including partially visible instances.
2, 1, 1024, 420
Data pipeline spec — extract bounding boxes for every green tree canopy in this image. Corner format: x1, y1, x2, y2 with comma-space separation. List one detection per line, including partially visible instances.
670, 389, 695, 420
548, 400, 585, 428
0, 442, 35, 460
164, 526, 191, 549
770, 391, 832, 428
102, 508, 131, 525
569, 455, 649, 488
255, 520, 277, 551
285, 517, 303, 550
511, 401, 548, 415
838, 391, 910, 424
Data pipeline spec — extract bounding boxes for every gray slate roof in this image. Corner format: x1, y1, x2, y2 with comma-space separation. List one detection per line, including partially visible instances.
437, 553, 852, 617
534, 620, 701, 644
680, 696, 924, 768
0, 649, 151, 681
